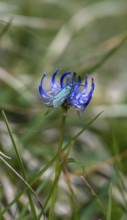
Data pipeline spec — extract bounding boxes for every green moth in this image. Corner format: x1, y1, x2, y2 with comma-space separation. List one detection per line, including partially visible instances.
53, 85, 72, 108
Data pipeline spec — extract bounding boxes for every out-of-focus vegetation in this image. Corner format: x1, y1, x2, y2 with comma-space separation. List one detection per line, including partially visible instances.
0, 0, 127, 219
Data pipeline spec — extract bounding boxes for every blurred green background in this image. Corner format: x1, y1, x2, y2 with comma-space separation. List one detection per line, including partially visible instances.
0, 0, 127, 219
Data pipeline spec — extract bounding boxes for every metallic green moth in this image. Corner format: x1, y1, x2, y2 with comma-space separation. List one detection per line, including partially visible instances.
53, 85, 72, 108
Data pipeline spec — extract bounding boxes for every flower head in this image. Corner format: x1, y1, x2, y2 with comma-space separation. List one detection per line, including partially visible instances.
39, 69, 94, 111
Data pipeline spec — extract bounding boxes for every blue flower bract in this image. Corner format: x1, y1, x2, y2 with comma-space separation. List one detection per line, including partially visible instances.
39, 69, 95, 111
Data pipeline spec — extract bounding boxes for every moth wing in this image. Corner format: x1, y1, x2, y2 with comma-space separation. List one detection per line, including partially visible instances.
53, 86, 72, 108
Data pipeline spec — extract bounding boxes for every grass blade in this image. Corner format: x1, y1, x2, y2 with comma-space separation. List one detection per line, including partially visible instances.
106, 184, 112, 220
2, 110, 41, 219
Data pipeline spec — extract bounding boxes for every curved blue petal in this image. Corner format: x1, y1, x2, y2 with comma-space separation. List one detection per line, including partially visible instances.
51, 68, 60, 92
81, 74, 88, 94
79, 77, 94, 110
84, 77, 94, 99
60, 71, 71, 88
71, 72, 77, 84
41, 100, 53, 106
75, 75, 88, 100
39, 73, 52, 99
70, 76, 82, 99
91, 77, 95, 93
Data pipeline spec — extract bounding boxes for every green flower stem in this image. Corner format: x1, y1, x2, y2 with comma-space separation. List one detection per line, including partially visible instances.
48, 107, 67, 220
57, 107, 67, 154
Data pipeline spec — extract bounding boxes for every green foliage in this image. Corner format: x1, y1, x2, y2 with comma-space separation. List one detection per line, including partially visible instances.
0, 0, 127, 219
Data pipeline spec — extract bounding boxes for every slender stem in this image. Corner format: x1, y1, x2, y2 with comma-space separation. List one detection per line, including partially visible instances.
57, 107, 67, 154
81, 175, 106, 217
48, 107, 67, 220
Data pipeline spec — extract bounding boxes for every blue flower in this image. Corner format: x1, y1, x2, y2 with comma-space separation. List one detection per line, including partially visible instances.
39, 69, 94, 111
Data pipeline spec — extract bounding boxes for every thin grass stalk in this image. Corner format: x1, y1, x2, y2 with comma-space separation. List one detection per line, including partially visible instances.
106, 184, 112, 220
81, 175, 106, 217
63, 166, 79, 220
2, 111, 39, 219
